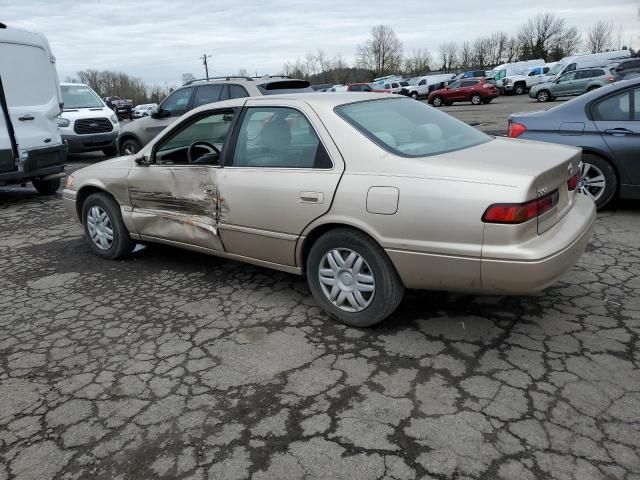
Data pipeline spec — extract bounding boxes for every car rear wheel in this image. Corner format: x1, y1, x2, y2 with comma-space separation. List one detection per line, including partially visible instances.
32, 177, 60, 195
81, 192, 134, 259
536, 90, 550, 102
432, 96, 444, 107
120, 138, 141, 156
470, 94, 482, 105
579, 154, 617, 209
306, 228, 404, 327
410, 92, 419, 100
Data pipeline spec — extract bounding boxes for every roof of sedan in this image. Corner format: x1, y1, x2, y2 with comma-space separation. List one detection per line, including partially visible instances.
253, 92, 398, 106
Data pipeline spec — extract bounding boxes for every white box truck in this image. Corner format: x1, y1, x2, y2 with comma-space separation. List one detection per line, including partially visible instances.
0, 22, 66, 194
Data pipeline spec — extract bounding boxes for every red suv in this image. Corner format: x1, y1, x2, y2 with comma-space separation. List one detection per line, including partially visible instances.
428, 78, 499, 107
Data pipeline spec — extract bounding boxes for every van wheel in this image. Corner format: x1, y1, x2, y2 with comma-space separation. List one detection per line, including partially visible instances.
306, 228, 404, 327
81, 193, 134, 259
410, 92, 419, 100
120, 138, 141, 156
471, 94, 482, 105
32, 177, 60, 195
579, 154, 617, 209
514, 83, 525, 95
102, 146, 118, 156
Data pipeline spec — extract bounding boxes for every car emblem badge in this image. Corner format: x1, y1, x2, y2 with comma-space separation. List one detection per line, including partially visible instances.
537, 186, 548, 196
90, 123, 99, 127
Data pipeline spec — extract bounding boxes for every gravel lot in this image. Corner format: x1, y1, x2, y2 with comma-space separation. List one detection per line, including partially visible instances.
1, 95, 639, 480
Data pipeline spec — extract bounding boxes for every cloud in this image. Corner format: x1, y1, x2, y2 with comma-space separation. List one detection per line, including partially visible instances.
2, 0, 639, 84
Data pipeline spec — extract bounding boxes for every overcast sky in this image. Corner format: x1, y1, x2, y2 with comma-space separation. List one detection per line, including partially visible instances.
2, 0, 639, 85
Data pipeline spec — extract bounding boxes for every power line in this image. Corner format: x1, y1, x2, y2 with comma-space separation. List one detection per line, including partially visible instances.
200, 53, 212, 81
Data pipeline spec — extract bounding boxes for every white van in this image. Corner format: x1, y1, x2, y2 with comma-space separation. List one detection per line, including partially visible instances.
546, 50, 632, 80
58, 83, 120, 156
0, 23, 66, 194
404, 74, 457, 99
489, 59, 546, 90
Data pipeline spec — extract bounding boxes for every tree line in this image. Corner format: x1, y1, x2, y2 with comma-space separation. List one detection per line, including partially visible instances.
284, 14, 635, 82
65, 70, 176, 105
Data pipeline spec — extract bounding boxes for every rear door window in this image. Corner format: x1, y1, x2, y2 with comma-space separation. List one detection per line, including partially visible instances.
193, 85, 223, 107
229, 85, 249, 99
593, 91, 631, 121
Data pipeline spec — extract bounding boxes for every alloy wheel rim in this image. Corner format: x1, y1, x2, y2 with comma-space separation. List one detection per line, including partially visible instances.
123, 144, 138, 155
538, 92, 548, 101
318, 248, 375, 313
87, 206, 114, 250
434, 98, 442, 106
472, 96, 481, 105
578, 162, 606, 201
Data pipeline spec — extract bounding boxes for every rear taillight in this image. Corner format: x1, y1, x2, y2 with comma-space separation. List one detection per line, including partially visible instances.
508, 121, 527, 138
482, 190, 559, 224
567, 173, 579, 191
607, 76, 616, 82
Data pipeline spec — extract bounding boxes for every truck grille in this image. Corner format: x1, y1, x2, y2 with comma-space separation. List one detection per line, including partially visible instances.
74, 118, 113, 134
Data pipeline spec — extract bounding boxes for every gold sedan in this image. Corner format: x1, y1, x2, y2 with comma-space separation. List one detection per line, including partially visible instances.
63, 93, 596, 326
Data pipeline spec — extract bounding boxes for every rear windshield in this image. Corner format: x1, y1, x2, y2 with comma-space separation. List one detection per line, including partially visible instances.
62, 85, 103, 109
257, 80, 314, 95
336, 98, 490, 157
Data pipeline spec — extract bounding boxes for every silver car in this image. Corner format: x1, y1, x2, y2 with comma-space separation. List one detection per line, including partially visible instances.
64, 94, 596, 327
117, 77, 313, 155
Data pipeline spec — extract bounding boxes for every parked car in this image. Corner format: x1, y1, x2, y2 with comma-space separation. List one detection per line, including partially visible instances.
502, 65, 552, 95
509, 77, 640, 209
546, 50, 632, 80
428, 78, 499, 106
63, 93, 595, 326
614, 58, 640, 80
404, 74, 457, 99
0, 23, 66, 194
58, 83, 120, 156
117, 76, 313, 155
490, 59, 546, 90
452, 70, 489, 81
380, 80, 409, 94
529, 68, 616, 103
104, 96, 133, 120
133, 104, 157, 118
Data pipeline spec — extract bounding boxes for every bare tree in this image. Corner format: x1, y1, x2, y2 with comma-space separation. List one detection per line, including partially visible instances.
504, 36, 522, 62
403, 48, 432, 76
518, 12, 577, 60
459, 41, 473, 70
356, 25, 403, 76
438, 41, 458, 72
586, 21, 613, 53
487, 32, 509, 66
472, 37, 490, 68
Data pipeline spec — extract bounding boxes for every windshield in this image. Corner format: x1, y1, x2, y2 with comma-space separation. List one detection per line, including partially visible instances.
336, 98, 490, 158
62, 85, 103, 109
548, 63, 565, 75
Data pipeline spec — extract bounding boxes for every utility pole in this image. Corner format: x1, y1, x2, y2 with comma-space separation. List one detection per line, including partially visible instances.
200, 53, 212, 81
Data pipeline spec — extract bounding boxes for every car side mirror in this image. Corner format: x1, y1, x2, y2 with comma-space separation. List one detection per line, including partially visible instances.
150, 105, 163, 119
135, 153, 150, 166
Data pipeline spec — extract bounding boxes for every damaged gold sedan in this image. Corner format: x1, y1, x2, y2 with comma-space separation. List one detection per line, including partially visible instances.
63, 93, 595, 326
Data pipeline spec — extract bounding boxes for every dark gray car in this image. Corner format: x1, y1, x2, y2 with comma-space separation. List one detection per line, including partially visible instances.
509, 77, 640, 208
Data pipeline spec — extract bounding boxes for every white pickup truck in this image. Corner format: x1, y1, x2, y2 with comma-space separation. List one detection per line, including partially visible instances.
404, 74, 456, 99
502, 65, 553, 95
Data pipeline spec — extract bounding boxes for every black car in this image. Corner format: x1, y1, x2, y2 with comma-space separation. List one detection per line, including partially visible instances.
508, 77, 640, 209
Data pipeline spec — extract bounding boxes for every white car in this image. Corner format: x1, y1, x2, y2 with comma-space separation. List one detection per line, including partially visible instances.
0, 23, 66, 194
58, 83, 120, 156
133, 104, 157, 118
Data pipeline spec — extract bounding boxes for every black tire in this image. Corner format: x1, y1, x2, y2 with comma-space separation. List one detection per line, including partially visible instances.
120, 138, 141, 156
580, 153, 617, 210
514, 83, 526, 95
306, 228, 404, 327
32, 177, 60, 195
470, 94, 482, 105
536, 90, 551, 102
432, 96, 444, 107
482, 99, 492, 104
410, 92, 419, 100
81, 192, 134, 260
102, 146, 118, 156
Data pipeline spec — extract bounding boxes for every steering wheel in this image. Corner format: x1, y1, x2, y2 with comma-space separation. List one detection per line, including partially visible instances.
187, 141, 221, 164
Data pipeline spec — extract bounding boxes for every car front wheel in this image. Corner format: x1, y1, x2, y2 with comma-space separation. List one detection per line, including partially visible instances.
432, 96, 443, 107
81, 192, 134, 259
579, 154, 617, 209
120, 138, 141, 156
306, 228, 404, 327
536, 90, 550, 102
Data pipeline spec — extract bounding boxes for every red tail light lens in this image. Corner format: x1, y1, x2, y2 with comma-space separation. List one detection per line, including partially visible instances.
508, 121, 527, 138
607, 76, 616, 82
482, 191, 559, 224
567, 173, 579, 191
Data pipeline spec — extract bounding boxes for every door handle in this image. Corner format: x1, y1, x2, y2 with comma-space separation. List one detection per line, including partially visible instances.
299, 191, 324, 203
604, 128, 633, 136
18, 115, 35, 121
203, 185, 215, 195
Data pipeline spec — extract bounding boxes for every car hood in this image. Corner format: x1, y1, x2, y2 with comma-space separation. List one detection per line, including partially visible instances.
121, 115, 152, 133
71, 155, 133, 185
60, 107, 115, 121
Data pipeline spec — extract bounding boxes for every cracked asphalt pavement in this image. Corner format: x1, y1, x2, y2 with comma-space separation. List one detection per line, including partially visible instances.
2, 147, 640, 478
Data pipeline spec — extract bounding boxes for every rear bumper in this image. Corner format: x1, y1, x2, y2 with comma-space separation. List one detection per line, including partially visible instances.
63, 131, 118, 153
481, 194, 596, 292
0, 144, 67, 184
